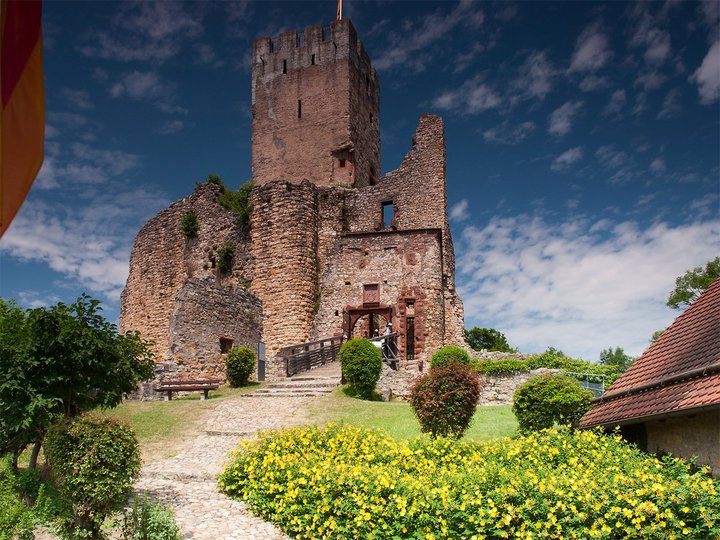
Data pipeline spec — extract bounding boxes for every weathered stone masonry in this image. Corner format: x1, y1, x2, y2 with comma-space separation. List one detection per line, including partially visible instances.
120, 18, 467, 390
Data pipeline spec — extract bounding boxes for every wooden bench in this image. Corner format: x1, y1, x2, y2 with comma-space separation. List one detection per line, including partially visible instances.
155, 379, 222, 400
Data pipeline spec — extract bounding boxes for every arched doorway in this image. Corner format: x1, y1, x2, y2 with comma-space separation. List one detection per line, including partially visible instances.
350, 312, 389, 339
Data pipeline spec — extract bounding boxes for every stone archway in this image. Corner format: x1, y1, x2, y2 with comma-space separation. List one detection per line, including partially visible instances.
343, 305, 393, 339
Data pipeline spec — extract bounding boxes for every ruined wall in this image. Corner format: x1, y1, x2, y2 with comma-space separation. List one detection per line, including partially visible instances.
167, 277, 262, 381
120, 183, 253, 361
252, 19, 379, 188
645, 410, 720, 477
249, 180, 319, 377
312, 230, 445, 371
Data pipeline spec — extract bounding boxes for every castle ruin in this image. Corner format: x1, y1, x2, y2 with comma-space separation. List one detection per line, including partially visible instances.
120, 19, 466, 391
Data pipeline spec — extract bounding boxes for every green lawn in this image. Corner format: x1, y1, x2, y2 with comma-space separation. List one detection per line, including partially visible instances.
100, 383, 260, 462
303, 387, 517, 441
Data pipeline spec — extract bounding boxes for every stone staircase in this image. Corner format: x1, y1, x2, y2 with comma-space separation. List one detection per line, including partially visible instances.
241, 361, 341, 398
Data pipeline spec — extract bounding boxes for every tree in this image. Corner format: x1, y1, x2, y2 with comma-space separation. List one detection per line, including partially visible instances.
666, 257, 720, 310
650, 329, 664, 343
0, 295, 154, 471
599, 347, 634, 372
464, 327, 515, 352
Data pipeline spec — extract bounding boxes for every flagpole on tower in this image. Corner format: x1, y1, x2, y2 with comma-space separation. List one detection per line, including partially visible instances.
336, 0, 342, 20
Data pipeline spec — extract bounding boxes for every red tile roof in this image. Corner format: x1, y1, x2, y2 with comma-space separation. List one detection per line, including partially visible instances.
580, 277, 720, 428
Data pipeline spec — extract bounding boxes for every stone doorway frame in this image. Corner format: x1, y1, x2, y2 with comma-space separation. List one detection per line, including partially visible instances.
343, 305, 394, 338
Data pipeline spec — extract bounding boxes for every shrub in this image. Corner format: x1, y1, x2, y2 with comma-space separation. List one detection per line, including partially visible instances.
338, 338, 382, 398
429, 344, 471, 368
180, 211, 198, 238
121, 496, 182, 540
410, 361, 481, 438
217, 243, 234, 274
225, 346, 255, 387
512, 373, 593, 433
45, 414, 141, 538
473, 357, 530, 375
220, 424, 720, 540
205, 175, 252, 228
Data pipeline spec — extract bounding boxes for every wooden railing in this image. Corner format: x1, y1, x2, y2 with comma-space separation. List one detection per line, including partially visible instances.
279, 336, 345, 377
367, 332, 399, 369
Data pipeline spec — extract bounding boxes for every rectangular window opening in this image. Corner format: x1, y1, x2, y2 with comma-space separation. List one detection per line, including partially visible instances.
311, 54, 316, 65
282, 59, 287, 74
406, 317, 415, 360
339, 158, 346, 168
381, 201, 394, 228
297, 99, 302, 118
369, 166, 377, 186
220, 337, 234, 354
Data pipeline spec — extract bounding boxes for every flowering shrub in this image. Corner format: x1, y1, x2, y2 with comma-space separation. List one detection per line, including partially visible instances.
219, 424, 719, 539
429, 345, 471, 368
338, 338, 382, 398
409, 362, 481, 438
513, 373, 593, 433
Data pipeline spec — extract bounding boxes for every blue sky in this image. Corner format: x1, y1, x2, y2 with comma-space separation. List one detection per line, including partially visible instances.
1, 0, 718, 360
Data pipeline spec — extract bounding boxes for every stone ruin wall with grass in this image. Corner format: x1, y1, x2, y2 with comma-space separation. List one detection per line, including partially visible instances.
120, 19, 468, 389
120, 183, 262, 395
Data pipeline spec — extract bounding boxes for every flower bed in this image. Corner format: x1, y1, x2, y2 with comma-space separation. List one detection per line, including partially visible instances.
219, 425, 719, 539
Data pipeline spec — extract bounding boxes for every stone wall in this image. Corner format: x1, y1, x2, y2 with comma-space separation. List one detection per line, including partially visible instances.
252, 19, 379, 188
249, 180, 319, 378
167, 276, 262, 381
478, 368, 562, 406
645, 409, 720, 477
312, 230, 445, 371
120, 183, 253, 362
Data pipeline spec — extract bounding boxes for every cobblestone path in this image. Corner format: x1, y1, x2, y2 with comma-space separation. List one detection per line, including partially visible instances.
135, 363, 341, 540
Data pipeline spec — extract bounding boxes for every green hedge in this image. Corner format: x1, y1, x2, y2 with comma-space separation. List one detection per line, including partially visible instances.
473, 348, 622, 386
429, 345, 471, 368
220, 424, 720, 539
225, 346, 256, 387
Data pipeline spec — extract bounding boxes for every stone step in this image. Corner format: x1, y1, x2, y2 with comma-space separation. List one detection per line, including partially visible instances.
239, 392, 332, 398
254, 387, 335, 394
287, 376, 339, 382
265, 382, 338, 389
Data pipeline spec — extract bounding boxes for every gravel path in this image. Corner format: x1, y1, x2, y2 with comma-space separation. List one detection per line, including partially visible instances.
135, 364, 340, 539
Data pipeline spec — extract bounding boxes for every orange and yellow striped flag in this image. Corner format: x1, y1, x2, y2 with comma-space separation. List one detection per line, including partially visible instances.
0, 0, 44, 238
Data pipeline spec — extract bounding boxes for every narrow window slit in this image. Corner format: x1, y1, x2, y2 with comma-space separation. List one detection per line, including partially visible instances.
297, 99, 302, 118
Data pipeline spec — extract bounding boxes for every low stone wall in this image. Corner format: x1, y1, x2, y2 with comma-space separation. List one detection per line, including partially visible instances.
376, 363, 419, 400
479, 368, 561, 406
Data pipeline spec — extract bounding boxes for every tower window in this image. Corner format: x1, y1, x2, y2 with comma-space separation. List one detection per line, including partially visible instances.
311, 54, 316, 65
339, 159, 346, 168
283, 59, 287, 74
369, 166, 377, 186
220, 337, 234, 354
297, 99, 302, 118
382, 201, 394, 228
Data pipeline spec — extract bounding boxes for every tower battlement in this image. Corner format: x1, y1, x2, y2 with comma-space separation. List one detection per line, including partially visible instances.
252, 19, 374, 80
251, 18, 380, 189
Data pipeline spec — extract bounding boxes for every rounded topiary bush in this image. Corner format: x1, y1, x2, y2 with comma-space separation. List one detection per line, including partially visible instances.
225, 346, 256, 387
429, 345, 471, 368
45, 414, 141, 537
512, 373, 593, 433
338, 338, 382, 398
410, 361, 482, 438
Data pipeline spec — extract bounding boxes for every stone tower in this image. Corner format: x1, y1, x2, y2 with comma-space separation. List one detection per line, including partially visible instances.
252, 19, 380, 188
120, 18, 467, 395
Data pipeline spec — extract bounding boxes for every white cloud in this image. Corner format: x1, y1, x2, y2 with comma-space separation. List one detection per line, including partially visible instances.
456, 215, 720, 359
483, 121, 536, 145
602, 89, 626, 116
578, 74, 610, 92
569, 23, 611, 72
1, 188, 169, 302
511, 51, 555, 101
433, 76, 501, 115
80, 1, 203, 62
551, 147, 583, 171
374, 0, 484, 71
61, 88, 94, 109
450, 199, 470, 222
650, 157, 667, 174
548, 101, 582, 136
657, 89, 681, 119
16, 291, 62, 309
110, 71, 164, 99
596, 145, 629, 170
629, 5, 672, 66
158, 120, 185, 135
691, 40, 720, 104
635, 70, 666, 91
